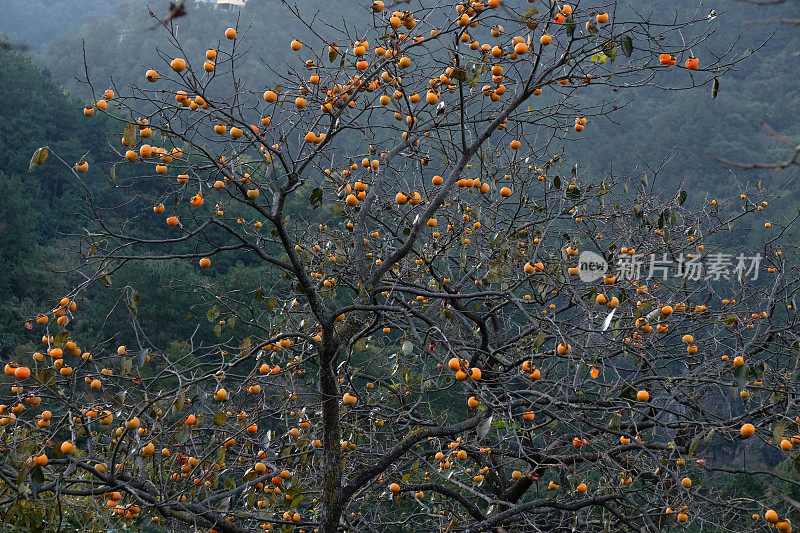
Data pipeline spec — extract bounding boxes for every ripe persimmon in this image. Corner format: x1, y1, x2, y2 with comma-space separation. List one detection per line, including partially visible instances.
343, 392, 357, 405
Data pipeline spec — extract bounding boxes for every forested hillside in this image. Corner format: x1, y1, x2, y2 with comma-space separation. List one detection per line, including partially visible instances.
0, 50, 224, 356
11, 0, 800, 185
0, 49, 109, 356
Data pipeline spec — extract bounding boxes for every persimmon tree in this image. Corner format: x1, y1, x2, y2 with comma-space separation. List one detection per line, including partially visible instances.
4, 1, 800, 532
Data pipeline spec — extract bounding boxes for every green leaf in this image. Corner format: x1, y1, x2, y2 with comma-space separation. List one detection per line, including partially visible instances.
28, 146, 49, 172
240, 337, 252, 358
602, 42, 617, 63
401, 473, 411, 483
678, 190, 687, 206
207, 305, 221, 322
213, 323, 222, 337
174, 390, 185, 413
534, 331, 547, 349
113, 391, 127, 410
328, 46, 338, 63
774, 422, 786, 443
15, 463, 30, 488
565, 18, 576, 38
213, 412, 227, 426
553, 175, 561, 190
519, 6, 539, 21
290, 494, 307, 509
712, 78, 720, 99
109, 164, 116, 182
136, 348, 149, 366
621, 34, 633, 58
309, 187, 323, 209
36, 369, 55, 386
469, 58, 488, 88
52, 332, 69, 349
29, 466, 44, 494
127, 290, 139, 314
590, 52, 607, 64
122, 124, 136, 147
688, 433, 702, 456
452, 67, 468, 82
100, 274, 112, 287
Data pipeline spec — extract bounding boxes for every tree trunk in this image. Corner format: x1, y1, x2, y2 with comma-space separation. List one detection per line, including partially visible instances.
319, 341, 343, 533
